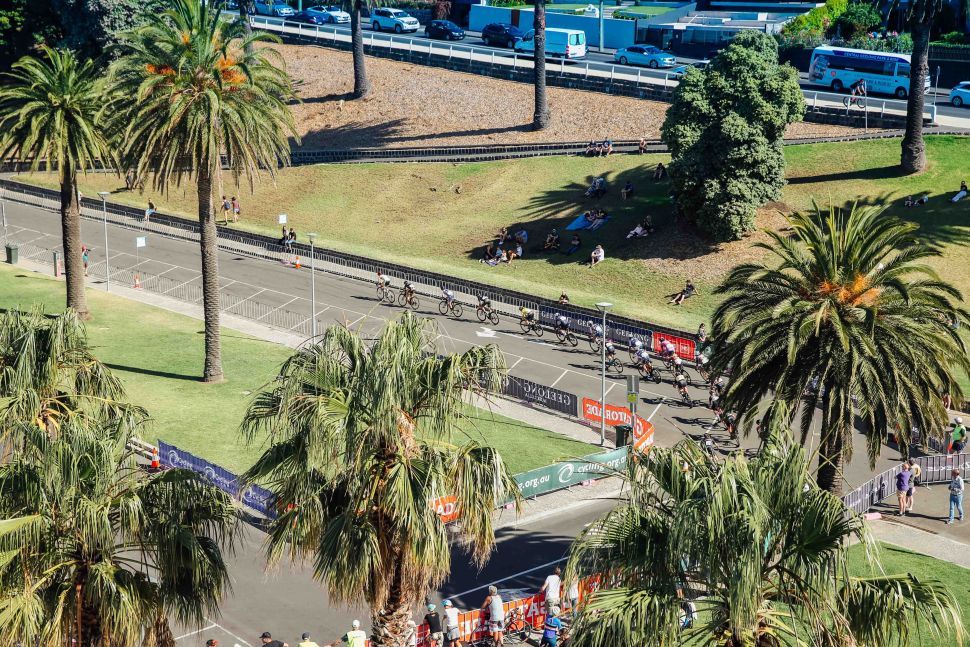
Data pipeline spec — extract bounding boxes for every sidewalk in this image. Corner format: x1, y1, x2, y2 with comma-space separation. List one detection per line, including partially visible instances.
866, 517, 970, 570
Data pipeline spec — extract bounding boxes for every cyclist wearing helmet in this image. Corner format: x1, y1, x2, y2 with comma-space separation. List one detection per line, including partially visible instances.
589, 321, 604, 339
481, 586, 505, 645
478, 295, 491, 308
403, 281, 415, 298
555, 314, 570, 332
376, 271, 390, 289
441, 287, 455, 306
604, 341, 617, 360
520, 306, 535, 322
675, 371, 689, 398
634, 348, 652, 368
660, 338, 676, 359
630, 338, 644, 353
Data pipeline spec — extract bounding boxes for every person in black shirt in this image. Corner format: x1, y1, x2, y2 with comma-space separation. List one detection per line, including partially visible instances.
260, 631, 288, 647
425, 603, 444, 647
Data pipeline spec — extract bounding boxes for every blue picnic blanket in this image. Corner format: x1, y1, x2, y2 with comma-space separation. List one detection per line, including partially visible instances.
566, 214, 611, 231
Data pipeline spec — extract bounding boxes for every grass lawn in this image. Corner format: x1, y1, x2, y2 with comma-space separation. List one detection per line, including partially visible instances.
16, 136, 970, 334
0, 265, 595, 475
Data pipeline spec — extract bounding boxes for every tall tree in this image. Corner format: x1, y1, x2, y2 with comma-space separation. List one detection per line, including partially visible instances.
660, 31, 803, 241
0, 47, 112, 320
566, 435, 965, 646
531, 0, 550, 130
0, 311, 237, 647
710, 203, 969, 494
900, 0, 942, 173
240, 313, 520, 646
349, 0, 371, 98
109, 0, 297, 382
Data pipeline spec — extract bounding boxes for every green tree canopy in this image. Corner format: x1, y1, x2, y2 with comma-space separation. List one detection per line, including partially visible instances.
660, 31, 804, 242
566, 433, 964, 646
241, 313, 520, 645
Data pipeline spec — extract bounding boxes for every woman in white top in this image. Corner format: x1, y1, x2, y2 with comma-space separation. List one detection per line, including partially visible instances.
589, 245, 605, 267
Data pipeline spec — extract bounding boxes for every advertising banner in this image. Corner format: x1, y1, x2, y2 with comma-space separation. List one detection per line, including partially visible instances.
652, 331, 695, 359
504, 375, 578, 417
514, 446, 629, 499
609, 321, 653, 349
580, 398, 655, 446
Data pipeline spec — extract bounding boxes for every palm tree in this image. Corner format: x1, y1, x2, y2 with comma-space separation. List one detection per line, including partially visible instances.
348, 0, 372, 98
0, 308, 137, 445
709, 203, 969, 495
240, 313, 520, 646
0, 47, 112, 320
532, 0, 550, 130
108, 0, 297, 383
900, 0, 943, 173
566, 435, 965, 646
0, 406, 237, 646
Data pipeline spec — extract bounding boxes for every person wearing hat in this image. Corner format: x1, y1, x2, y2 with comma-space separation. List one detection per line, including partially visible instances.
298, 632, 321, 647
540, 606, 563, 647
442, 599, 461, 647
424, 603, 444, 647
952, 418, 967, 454
206, 640, 219, 647
260, 631, 287, 647
333, 620, 366, 647
480, 586, 504, 646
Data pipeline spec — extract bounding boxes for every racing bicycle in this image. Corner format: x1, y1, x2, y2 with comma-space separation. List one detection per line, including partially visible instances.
398, 288, 420, 310
520, 316, 544, 337
556, 327, 579, 347
439, 297, 464, 318
636, 362, 663, 383
606, 356, 624, 374
476, 302, 500, 325
376, 282, 396, 304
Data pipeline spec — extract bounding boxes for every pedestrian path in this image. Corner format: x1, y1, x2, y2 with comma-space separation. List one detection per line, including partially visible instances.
867, 518, 970, 570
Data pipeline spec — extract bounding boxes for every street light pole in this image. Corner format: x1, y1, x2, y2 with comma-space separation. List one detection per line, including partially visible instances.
308, 232, 317, 338
598, 0, 605, 53
98, 192, 110, 291
595, 301, 613, 446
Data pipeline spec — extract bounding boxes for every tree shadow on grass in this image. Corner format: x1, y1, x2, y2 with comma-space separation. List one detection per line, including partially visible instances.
787, 164, 908, 185
295, 118, 408, 150
822, 191, 970, 249
104, 362, 200, 382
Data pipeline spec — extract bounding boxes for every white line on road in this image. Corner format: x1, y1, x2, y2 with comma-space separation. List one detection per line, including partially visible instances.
549, 370, 569, 388
508, 357, 524, 372
646, 402, 664, 422
447, 558, 567, 602
174, 624, 217, 641
255, 296, 300, 320
207, 621, 254, 647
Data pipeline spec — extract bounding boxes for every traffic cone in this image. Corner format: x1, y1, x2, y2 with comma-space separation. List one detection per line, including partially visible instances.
150, 447, 159, 470
294, 256, 301, 269
134, 274, 141, 289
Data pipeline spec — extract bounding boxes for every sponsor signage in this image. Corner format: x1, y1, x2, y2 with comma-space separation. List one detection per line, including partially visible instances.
581, 398, 655, 443
652, 332, 695, 359
609, 321, 653, 348
504, 376, 578, 417
538, 305, 598, 334
514, 446, 629, 499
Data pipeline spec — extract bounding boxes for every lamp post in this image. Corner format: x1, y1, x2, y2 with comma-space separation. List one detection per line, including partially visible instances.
598, 0, 605, 53
98, 191, 110, 290
308, 232, 317, 338
595, 301, 613, 446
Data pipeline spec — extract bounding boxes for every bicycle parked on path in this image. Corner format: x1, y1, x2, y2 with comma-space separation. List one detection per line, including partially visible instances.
469, 607, 534, 647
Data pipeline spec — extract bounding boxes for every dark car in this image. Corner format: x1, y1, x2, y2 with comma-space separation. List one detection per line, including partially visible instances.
291, 10, 327, 24
425, 20, 464, 40
481, 22, 524, 48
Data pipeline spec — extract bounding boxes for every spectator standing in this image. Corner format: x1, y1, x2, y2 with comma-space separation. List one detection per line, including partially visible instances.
638, 138, 646, 154
905, 459, 922, 513
442, 599, 461, 647
951, 417, 967, 453
424, 603, 444, 647
541, 566, 562, 613
81, 245, 89, 277
299, 633, 321, 647
895, 462, 911, 516
260, 631, 288, 647
231, 196, 241, 222
697, 323, 707, 344
481, 586, 504, 646
144, 200, 156, 222
221, 195, 231, 225
405, 620, 418, 647
567, 578, 580, 618
333, 621, 366, 647
948, 469, 965, 524
539, 607, 563, 647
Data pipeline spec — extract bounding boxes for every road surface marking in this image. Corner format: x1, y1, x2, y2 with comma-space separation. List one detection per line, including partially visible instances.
549, 370, 569, 388
646, 402, 663, 422
476, 327, 497, 338
255, 296, 300, 320
508, 357, 524, 371
447, 557, 567, 601
174, 624, 217, 640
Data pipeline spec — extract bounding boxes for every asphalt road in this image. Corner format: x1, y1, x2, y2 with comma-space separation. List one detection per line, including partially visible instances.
1, 195, 919, 645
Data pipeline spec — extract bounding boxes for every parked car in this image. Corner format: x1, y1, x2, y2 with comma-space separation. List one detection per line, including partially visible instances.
614, 45, 676, 68
291, 10, 328, 24
254, 0, 295, 16
304, 5, 350, 23
514, 28, 586, 59
950, 81, 970, 107
481, 23, 524, 48
370, 7, 420, 33
670, 59, 709, 79
425, 19, 464, 40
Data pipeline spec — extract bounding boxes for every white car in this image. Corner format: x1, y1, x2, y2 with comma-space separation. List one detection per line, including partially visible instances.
254, 0, 295, 16
614, 45, 676, 69
304, 5, 350, 24
950, 81, 970, 108
370, 8, 420, 33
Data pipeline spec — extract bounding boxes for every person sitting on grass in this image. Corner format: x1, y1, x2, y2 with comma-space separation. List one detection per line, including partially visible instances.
638, 138, 647, 154
559, 292, 570, 305
481, 243, 500, 266
514, 228, 529, 245
585, 141, 597, 156
504, 243, 523, 266
668, 279, 698, 305
621, 181, 634, 201
952, 180, 968, 203
589, 244, 605, 267
904, 194, 929, 208
564, 233, 582, 255
602, 139, 614, 157
626, 222, 649, 239
588, 210, 608, 231
543, 229, 560, 252
653, 162, 667, 181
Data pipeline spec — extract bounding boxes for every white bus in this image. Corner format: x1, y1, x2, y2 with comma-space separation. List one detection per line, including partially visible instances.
808, 45, 928, 98
514, 28, 587, 59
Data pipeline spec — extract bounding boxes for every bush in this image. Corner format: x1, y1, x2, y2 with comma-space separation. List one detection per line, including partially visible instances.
935, 31, 970, 45
783, 0, 848, 37
843, 32, 913, 52
829, 1, 881, 40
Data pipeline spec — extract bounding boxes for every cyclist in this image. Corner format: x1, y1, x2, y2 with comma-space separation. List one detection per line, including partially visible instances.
604, 341, 617, 362
724, 410, 738, 441
850, 78, 867, 98
478, 294, 492, 311
481, 586, 505, 646
675, 371, 689, 400
441, 287, 455, 308
672, 355, 688, 378
630, 337, 645, 355
403, 281, 415, 299
589, 321, 604, 340
540, 607, 563, 647
660, 338, 676, 360
555, 314, 570, 334
633, 347, 653, 369
702, 433, 715, 457
521, 306, 535, 323
376, 271, 390, 289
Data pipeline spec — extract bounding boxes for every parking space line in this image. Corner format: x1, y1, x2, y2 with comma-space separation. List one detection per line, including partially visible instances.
255, 296, 299, 320
549, 370, 569, 388
162, 275, 202, 294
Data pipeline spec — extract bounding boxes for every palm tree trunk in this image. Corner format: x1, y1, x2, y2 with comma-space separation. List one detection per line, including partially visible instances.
60, 166, 90, 320
531, 0, 550, 130
816, 427, 845, 496
351, 0, 371, 99
900, 22, 930, 174
197, 165, 224, 383
239, 0, 255, 55
370, 558, 412, 647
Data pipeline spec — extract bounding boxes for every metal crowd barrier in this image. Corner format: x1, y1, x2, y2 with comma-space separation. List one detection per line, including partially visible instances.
842, 452, 970, 515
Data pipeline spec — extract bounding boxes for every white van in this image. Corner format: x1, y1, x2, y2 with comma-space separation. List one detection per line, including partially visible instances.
514, 28, 587, 59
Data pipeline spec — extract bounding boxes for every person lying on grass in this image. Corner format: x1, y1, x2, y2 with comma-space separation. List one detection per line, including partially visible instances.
668, 279, 698, 305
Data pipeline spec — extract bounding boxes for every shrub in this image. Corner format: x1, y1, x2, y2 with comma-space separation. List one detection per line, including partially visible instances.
829, 1, 881, 40
783, 0, 848, 37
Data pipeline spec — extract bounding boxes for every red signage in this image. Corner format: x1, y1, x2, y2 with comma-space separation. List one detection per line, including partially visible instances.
581, 398, 654, 450
652, 332, 695, 359
431, 495, 459, 523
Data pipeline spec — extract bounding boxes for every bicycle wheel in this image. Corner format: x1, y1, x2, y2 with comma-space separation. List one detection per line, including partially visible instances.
568, 332, 579, 347
650, 368, 663, 384
520, 319, 532, 334
409, 296, 420, 310
842, 96, 851, 108
488, 310, 500, 326
857, 97, 866, 109
383, 288, 395, 304
556, 329, 567, 343
477, 306, 487, 322
589, 337, 601, 353
438, 300, 449, 315
397, 291, 407, 307
451, 302, 463, 318
607, 359, 623, 374
534, 323, 544, 337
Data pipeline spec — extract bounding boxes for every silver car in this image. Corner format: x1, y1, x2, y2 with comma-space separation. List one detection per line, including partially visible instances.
254, 0, 295, 16
304, 5, 350, 23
